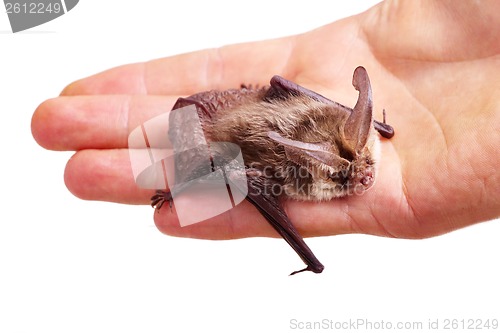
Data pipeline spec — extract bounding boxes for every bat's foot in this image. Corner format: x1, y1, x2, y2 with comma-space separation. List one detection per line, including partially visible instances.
151, 190, 173, 212
289, 264, 324, 276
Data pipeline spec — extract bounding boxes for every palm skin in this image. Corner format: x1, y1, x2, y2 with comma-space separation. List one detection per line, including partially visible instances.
32, 1, 499, 240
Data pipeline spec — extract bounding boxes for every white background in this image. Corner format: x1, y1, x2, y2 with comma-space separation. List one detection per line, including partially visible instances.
1, 1, 499, 332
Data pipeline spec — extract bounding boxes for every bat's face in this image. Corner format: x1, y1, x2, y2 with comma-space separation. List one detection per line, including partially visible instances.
308, 130, 381, 201
269, 125, 381, 201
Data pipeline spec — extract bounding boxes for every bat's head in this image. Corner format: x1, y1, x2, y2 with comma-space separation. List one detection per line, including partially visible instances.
322, 129, 381, 198
268, 128, 380, 200
268, 67, 381, 201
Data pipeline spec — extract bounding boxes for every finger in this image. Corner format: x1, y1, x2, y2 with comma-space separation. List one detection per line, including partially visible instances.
64, 149, 154, 204
64, 147, 355, 239
32, 95, 175, 151
63, 147, 355, 238
153, 199, 279, 240
60, 37, 295, 96
153, 195, 356, 240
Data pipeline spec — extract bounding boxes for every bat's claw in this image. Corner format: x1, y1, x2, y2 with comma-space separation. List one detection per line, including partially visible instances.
289, 264, 324, 276
151, 190, 173, 212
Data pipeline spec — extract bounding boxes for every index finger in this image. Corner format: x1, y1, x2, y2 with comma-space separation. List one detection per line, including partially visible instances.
61, 37, 296, 97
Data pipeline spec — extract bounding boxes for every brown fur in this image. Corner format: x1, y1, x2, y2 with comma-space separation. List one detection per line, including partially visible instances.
204, 92, 380, 201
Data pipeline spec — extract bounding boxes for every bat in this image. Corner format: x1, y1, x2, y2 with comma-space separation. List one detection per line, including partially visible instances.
151, 66, 394, 275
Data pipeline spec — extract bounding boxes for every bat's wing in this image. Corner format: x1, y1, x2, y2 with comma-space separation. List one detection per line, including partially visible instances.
266, 75, 394, 138
164, 86, 325, 274
167, 88, 264, 187
151, 159, 324, 275
172, 88, 265, 122
243, 171, 324, 275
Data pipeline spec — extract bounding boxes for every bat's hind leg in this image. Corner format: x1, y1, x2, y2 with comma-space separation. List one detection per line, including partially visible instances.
151, 190, 173, 212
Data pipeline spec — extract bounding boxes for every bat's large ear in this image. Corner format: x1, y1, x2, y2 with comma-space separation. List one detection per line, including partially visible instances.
268, 131, 349, 171
344, 66, 374, 153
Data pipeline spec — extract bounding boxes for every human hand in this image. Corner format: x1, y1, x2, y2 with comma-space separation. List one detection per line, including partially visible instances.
32, 0, 499, 240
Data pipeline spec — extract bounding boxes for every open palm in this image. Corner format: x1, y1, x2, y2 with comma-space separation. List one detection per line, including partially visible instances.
32, 1, 499, 240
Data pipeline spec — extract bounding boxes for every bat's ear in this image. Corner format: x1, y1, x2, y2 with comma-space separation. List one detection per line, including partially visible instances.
268, 131, 349, 171
344, 66, 374, 153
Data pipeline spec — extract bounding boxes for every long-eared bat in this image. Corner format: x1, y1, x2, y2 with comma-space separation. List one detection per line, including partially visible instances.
151, 66, 394, 275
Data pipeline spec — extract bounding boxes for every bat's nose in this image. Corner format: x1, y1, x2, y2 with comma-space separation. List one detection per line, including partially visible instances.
360, 170, 374, 187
